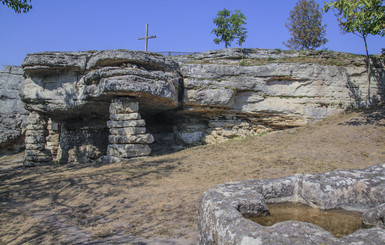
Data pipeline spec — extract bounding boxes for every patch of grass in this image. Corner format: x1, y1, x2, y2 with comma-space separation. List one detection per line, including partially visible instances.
266, 76, 308, 82
186, 51, 365, 67
239, 60, 249, 66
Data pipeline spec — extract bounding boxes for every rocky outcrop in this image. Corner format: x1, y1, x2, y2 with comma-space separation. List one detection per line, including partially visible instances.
0, 66, 29, 153
198, 164, 385, 244
20, 50, 182, 164
18, 48, 385, 165
178, 49, 384, 143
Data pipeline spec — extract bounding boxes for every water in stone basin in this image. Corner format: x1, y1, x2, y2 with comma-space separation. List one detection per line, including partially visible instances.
247, 202, 373, 238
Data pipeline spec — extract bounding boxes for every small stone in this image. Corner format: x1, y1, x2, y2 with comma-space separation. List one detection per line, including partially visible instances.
109, 113, 141, 120
25, 143, 45, 151
25, 130, 48, 137
107, 144, 151, 158
109, 127, 146, 135
25, 124, 47, 130
46, 134, 60, 142
24, 154, 52, 162
107, 119, 146, 128
25, 135, 47, 144
46, 141, 59, 148
25, 149, 52, 157
109, 99, 139, 114
67, 145, 102, 164
108, 134, 154, 144
26, 112, 47, 125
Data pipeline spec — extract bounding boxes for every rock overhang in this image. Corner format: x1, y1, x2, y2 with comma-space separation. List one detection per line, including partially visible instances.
20, 49, 182, 119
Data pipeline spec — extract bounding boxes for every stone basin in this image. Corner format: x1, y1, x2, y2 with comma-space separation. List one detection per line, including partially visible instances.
198, 164, 385, 244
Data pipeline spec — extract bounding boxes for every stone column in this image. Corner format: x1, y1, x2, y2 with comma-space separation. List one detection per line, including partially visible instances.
46, 119, 61, 162
24, 112, 52, 166
107, 97, 154, 160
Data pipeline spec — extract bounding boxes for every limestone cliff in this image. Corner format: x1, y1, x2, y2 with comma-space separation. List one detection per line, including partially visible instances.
0, 66, 29, 153
176, 48, 384, 144
17, 48, 385, 165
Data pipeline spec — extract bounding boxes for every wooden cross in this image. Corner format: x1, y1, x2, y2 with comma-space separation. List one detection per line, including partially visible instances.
138, 24, 156, 52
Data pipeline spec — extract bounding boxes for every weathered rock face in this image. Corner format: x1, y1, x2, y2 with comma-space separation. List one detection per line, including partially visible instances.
178, 49, 385, 143
18, 48, 385, 165
198, 164, 385, 244
0, 66, 29, 153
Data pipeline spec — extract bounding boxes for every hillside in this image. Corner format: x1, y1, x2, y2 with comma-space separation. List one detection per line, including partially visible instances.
0, 105, 384, 244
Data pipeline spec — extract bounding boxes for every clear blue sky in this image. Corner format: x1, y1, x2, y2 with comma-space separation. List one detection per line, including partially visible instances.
1, 0, 384, 68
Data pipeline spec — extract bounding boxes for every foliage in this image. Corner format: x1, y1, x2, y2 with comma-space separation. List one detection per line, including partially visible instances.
323, 0, 385, 39
1, 0, 32, 13
324, 0, 385, 104
212, 8, 247, 48
284, 0, 328, 50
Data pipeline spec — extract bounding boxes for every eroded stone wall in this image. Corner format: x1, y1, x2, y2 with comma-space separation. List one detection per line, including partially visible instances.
59, 119, 108, 164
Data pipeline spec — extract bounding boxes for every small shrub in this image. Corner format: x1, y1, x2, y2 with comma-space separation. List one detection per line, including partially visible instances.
274, 48, 282, 53
239, 60, 247, 66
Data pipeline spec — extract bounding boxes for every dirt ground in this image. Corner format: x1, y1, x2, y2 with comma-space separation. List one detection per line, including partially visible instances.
1, 106, 385, 244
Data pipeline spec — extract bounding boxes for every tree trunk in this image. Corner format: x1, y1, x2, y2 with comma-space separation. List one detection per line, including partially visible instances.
363, 36, 371, 106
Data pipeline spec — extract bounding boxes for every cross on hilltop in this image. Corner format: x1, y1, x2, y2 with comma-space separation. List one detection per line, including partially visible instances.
138, 24, 156, 52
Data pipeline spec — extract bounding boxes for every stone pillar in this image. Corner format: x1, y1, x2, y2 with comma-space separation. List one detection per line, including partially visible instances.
24, 112, 52, 166
107, 97, 154, 160
46, 119, 61, 162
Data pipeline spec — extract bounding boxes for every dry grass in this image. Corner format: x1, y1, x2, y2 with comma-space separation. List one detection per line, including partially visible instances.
1, 106, 385, 244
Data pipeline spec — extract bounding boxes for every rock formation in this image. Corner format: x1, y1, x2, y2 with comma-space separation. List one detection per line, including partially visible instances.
198, 164, 385, 244
178, 49, 384, 143
20, 50, 181, 165
0, 66, 29, 154
15, 48, 385, 165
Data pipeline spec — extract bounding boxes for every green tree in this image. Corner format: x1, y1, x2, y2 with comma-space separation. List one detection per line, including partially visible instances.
1, 0, 32, 13
284, 0, 328, 50
324, 0, 385, 104
212, 9, 247, 48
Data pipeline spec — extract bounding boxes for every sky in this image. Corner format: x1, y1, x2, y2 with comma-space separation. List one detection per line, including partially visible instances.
1, 0, 384, 69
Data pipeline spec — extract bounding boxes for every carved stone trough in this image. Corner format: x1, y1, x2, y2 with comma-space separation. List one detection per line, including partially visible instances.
198, 164, 385, 244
